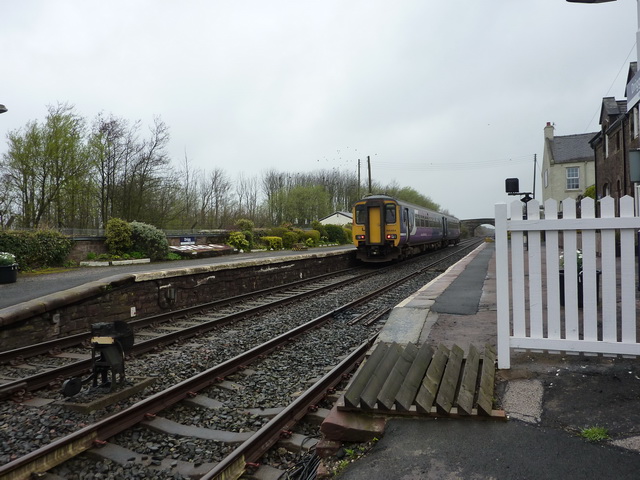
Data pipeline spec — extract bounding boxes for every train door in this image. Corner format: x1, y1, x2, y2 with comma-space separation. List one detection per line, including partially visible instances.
442, 217, 448, 239
403, 208, 410, 241
367, 205, 382, 244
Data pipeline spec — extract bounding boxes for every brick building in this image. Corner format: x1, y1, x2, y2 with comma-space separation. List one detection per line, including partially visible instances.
589, 63, 640, 210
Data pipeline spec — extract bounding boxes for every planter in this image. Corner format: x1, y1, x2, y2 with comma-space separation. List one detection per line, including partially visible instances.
0, 264, 18, 284
559, 270, 601, 307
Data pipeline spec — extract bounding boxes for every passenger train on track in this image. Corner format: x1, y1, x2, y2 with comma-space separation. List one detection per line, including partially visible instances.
352, 195, 461, 262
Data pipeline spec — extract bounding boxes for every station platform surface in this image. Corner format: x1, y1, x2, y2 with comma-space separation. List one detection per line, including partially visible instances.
0, 245, 355, 310
335, 242, 640, 480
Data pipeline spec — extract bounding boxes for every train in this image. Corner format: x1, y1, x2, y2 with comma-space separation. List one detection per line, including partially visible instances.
352, 194, 461, 262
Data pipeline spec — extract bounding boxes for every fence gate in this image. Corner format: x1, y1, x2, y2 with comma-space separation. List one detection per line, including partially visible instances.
495, 195, 640, 369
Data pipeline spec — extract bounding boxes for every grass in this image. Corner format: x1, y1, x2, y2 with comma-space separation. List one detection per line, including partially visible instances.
328, 438, 380, 477
580, 426, 610, 442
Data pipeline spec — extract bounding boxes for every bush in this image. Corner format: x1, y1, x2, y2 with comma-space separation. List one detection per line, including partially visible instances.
241, 230, 254, 251
267, 226, 288, 238
299, 229, 320, 247
235, 218, 255, 232
325, 224, 348, 244
282, 231, 299, 249
130, 221, 169, 261
311, 220, 328, 239
105, 218, 133, 256
261, 236, 283, 250
343, 227, 352, 243
227, 231, 250, 251
0, 229, 72, 270
252, 228, 269, 248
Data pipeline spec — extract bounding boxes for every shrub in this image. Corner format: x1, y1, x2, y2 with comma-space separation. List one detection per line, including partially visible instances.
242, 230, 254, 251
227, 231, 250, 251
343, 227, 352, 243
311, 220, 328, 239
252, 228, 269, 248
235, 218, 255, 232
267, 226, 288, 238
130, 221, 169, 261
299, 229, 320, 247
0, 229, 72, 270
261, 236, 283, 250
325, 224, 348, 244
105, 218, 132, 256
282, 231, 299, 249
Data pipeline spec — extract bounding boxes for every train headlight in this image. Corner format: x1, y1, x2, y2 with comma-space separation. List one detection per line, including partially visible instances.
355, 235, 366, 240
386, 234, 397, 240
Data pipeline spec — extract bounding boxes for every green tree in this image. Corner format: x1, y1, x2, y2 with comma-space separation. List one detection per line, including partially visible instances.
2, 103, 91, 228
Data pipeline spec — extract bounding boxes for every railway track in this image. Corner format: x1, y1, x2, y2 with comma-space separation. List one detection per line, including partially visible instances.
0, 239, 483, 479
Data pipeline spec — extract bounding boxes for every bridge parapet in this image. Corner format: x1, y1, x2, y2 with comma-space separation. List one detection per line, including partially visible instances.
461, 218, 495, 235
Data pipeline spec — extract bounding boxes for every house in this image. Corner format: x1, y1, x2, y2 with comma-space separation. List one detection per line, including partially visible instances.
541, 122, 597, 204
318, 211, 352, 226
589, 63, 640, 211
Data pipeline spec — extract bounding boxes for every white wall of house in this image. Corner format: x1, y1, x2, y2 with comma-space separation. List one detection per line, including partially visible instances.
319, 212, 352, 226
541, 123, 596, 204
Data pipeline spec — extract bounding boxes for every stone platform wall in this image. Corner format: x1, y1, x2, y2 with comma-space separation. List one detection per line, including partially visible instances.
0, 251, 356, 351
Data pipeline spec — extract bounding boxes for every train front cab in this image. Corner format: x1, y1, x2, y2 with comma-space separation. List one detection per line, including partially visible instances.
353, 198, 402, 262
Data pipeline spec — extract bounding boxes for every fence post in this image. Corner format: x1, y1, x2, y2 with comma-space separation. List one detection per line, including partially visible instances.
495, 202, 510, 369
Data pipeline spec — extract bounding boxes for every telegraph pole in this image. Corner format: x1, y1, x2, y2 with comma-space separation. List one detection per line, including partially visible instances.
367, 156, 372, 194
532, 153, 537, 199
357, 159, 361, 198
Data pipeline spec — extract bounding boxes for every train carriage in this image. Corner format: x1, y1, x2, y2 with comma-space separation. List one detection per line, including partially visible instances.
352, 194, 460, 262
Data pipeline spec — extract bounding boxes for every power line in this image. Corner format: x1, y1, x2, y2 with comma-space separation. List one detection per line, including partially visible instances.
374, 154, 533, 172
584, 41, 636, 133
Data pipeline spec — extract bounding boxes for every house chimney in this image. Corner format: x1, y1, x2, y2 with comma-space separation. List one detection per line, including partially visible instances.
544, 121, 554, 140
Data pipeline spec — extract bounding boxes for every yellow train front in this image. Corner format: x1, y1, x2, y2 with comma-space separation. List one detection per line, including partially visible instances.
352, 195, 460, 262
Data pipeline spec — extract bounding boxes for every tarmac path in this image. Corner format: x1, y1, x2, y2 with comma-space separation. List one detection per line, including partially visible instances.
0, 245, 355, 310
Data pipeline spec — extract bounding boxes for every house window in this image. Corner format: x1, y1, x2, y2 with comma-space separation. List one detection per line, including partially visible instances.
566, 167, 579, 190
544, 169, 548, 188
605, 134, 609, 157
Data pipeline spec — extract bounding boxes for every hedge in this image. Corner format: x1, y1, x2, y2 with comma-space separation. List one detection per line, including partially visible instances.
261, 236, 283, 250
0, 230, 72, 270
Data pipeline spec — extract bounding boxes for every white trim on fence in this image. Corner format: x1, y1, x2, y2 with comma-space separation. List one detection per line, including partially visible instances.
496, 195, 640, 369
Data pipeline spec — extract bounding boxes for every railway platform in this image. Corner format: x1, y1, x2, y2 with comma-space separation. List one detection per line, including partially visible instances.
327, 242, 640, 480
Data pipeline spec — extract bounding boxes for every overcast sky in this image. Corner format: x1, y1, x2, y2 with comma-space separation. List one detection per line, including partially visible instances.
2, 1, 638, 220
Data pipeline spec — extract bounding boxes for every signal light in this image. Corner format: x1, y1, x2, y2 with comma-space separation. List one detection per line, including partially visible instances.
386, 234, 397, 239
355, 235, 366, 240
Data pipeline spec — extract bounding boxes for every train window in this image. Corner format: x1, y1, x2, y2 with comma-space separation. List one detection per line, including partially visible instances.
355, 205, 366, 224
385, 204, 396, 223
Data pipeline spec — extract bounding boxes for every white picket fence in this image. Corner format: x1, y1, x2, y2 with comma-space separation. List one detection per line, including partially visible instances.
495, 195, 640, 369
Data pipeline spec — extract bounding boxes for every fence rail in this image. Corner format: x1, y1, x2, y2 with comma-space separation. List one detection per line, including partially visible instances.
496, 195, 640, 369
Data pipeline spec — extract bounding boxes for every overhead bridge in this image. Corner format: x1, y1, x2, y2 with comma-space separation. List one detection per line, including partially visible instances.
461, 218, 495, 235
